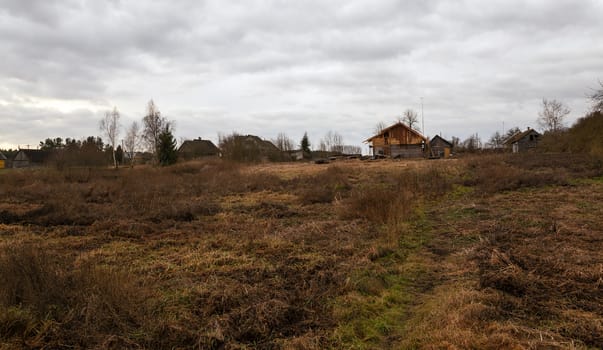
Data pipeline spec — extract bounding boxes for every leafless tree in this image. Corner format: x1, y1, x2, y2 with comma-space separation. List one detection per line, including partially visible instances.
487, 131, 504, 149
401, 109, 420, 131
374, 121, 387, 135
321, 131, 344, 153
462, 133, 482, 151
504, 126, 521, 140
342, 145, 362, 154
538, 98, 570, 133
142, 100, 167, 161
590, 81, 603, 112
124, 121, 140, 167
99, 107, 120, 168
272, 132, 294, 152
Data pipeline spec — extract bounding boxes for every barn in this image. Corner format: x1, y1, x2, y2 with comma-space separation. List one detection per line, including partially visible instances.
430, 135, 453, 158
503, 128, 541, 153
365, 122, 427, 158
12, 149, 51, 168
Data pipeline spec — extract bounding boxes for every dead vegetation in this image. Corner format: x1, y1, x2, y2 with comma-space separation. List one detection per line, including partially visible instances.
0, 154, 601, 349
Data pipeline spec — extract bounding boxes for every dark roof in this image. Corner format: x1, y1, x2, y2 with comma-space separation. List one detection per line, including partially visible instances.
232, 135, 280, 153
430, 135, 453, 147
0, 152, 6, 160
16, 149, 51, 163
365, 122, 427, 143
178, 139, 220, 157
503, 128, 541, 145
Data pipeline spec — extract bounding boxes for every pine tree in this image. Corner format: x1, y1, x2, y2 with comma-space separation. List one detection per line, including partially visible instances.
300, 132, 311, 159
158, 125, 177, 166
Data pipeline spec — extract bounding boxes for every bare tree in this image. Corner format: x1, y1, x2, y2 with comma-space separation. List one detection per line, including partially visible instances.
142, 100, 167, 161
272, 132, 294, 152
591, 81, 603, 112
487, 131, 504, 149
374, 121, 387, 135
504, 126, 521, 140
462, 133, 482, 152
124, 121, 140, 167
401, 109, 420, 131
538, 98, 570, 133
321, 131, 344, 153
99, 107, 120, 168
342, 145, 362, 154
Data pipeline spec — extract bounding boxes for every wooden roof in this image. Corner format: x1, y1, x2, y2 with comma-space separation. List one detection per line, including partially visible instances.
503, 128, 540, 145
365, 122, 427, 143
430, 135, 453, 147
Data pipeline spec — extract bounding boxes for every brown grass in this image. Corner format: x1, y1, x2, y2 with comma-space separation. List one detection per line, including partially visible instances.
0, 156, 601, 349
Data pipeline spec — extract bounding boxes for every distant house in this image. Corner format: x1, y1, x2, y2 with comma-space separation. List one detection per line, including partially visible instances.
430, 135, 453, 158
178, 138, 220, 160
365, 122, 428, 158
503, 128, 541, 153
220, 134, 284, 162
287, 150, 304, 161
0, 152, 6, 169
12, 149, 52, 168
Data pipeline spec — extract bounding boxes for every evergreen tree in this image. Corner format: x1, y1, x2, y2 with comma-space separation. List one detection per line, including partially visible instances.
300, 132, 311, 158
157, 125, 177, 166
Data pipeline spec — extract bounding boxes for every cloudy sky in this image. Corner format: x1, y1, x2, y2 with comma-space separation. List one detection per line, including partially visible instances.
1, 0, 602, 151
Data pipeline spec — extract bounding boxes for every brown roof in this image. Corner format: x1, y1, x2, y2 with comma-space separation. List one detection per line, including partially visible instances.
178, 139, 219, 158
365, 122, 427, 143
430, 135, 453, 147
503, 128, 541, 145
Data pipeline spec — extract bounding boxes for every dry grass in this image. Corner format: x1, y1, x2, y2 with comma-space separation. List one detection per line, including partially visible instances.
0, 155, 601, 349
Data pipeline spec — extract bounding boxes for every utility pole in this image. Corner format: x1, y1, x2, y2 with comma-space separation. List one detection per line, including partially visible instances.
421, 97, 424, 135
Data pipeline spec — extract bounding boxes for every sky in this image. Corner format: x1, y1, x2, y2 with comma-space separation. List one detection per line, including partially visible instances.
1, 0, 602, 152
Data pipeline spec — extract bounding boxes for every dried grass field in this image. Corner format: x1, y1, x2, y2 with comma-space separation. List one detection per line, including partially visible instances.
0, 154, 602, 349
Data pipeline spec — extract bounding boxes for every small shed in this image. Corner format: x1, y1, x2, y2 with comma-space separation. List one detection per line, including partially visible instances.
503, 128, 541, 153
12, 149, 51, 168
365, 122, 427, 158
0, 152, 6, 169
178, 138, 220, 160
430, 135, 453, 158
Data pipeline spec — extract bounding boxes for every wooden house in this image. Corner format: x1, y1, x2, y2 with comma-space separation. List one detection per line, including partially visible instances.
0, 152, 6, 169
365, 122, 427, 158
430, 135, 453, 158
12, 149, 51, 168
503, 128, 541, 153
178, 138, 220, 160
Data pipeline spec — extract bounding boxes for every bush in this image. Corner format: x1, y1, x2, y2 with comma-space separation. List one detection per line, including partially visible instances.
0, 242, 148, 347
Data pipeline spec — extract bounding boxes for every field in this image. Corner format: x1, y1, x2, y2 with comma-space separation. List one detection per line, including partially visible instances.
0, 154, 602, 349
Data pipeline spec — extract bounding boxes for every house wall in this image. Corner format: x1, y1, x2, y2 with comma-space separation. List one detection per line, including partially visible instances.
430, 139, 452, 158
0, 160, 4, 169
514, 132, 540, 152
12, 151, 30, 168
390, 144, 424, 158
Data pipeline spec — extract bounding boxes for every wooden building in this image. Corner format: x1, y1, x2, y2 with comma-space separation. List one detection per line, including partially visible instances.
365, 122, 427, 158
178, 138, 220, 160
12, 149, 51, 168
430, 135, 453, 158
503, 128, 541, 153
0, 152, 6, 169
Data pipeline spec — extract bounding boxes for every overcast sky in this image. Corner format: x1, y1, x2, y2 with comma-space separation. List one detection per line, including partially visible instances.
1, 0, 602, 151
